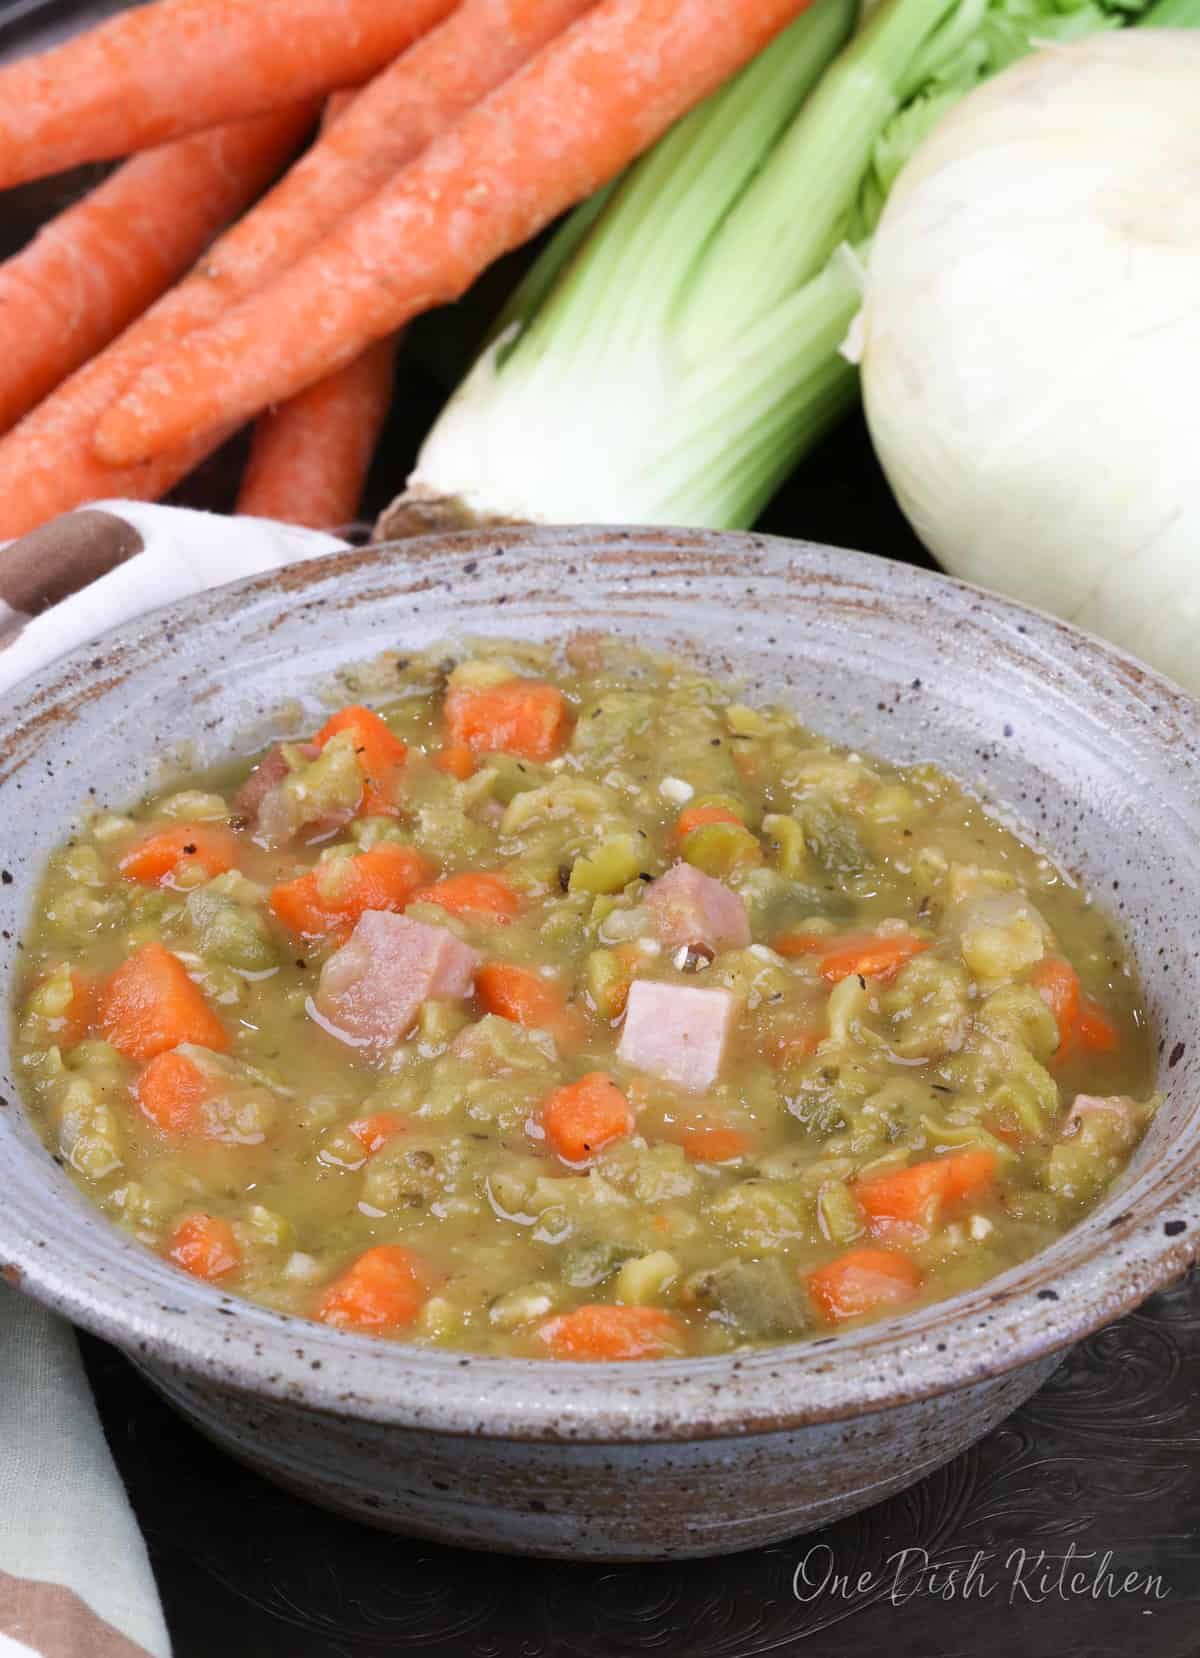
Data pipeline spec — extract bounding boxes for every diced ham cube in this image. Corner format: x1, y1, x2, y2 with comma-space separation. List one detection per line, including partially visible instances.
1063, 1093, 1141, 1147
644, 863, 750, 955
315, 911, 480, 1053
617, 980, 736, 1093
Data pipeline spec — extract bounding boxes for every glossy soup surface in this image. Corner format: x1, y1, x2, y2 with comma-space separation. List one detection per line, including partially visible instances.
13, 635, 1155, 1360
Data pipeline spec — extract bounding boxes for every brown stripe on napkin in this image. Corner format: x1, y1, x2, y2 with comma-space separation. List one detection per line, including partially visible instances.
0, 509, 143, 617
0, 1568, 156, 1658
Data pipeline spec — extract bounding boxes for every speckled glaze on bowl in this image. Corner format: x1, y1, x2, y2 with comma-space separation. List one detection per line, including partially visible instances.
1, 526, 1198, 1561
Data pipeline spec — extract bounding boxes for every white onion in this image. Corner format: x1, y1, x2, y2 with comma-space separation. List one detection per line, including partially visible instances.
858, 32, 1200, 694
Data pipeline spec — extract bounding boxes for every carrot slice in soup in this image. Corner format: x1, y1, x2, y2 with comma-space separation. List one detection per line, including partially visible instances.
431, 743, 475, 780
58, 970, 95, 1050
135, 1049, 212, 1134
317, 1245, 430, 1333
539, 1072, 633, 1163
314, 704, 407, 816
773, 931, 930, 984
118, 822, 238, 886
1031, 956, 1080, 1038
853, 1149, 998, 1241
808, 1248, 921, 1322
269, 843, 433, 938
1032, 957, 1118, 1064
98, 942, 228, 1061
347, 1113, 410, 1157
675, 1117, 752, 1164
534, 1304, 685, 1361
445, 679, 571, 762
674, 804, 743, 842
167, 1212, 240, 1282
477, 962, 566, 1029
412, 873, 521, 925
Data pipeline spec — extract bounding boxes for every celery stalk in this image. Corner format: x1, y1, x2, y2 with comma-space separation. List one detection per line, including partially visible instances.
405, 0, 1190, 534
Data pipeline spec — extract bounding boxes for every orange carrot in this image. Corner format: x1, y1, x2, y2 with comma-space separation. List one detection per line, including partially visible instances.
98, 942, 228, 1061
317, 1244, 431, 1332
167, 1212, 240, 1282
269, 844, 433, 938
1033, 957, 1118, 1065
135, 1049, 212, 1134
853, 1149, 998, 1242
477, 962, 575, 1034
1031, 956, 1081, 1040
44, 971, 95, 1051
313, 704, 407, 816
237, 335, 396, 530
807, 1247, 921, 1323
347, 1113, 410, 1157
432, 744, 475, 781
0, 0, 455, 189
94, 0, 813, 465
0, 104, 314, 537
766, 1014, 824, 1067
0, 0, 596, 534
412, 873, 521, 926
118, 822, 238, 886
534, 1304, 685, 1361
773, 930, 930, 984
539, 1072, 633, 1163
673, 1116, 752, 1164
445, 680, 572, 763
675, 804, 744, 842
0, 116, 307, 437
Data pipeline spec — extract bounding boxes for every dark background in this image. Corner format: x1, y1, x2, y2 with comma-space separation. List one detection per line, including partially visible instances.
5, 2, 1199, 1653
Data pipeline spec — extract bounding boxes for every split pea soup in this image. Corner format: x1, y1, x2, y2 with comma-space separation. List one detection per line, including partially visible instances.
13, 634, 1155, 1359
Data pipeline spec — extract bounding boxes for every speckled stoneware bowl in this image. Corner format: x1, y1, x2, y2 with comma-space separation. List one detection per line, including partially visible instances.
1, 526, 1198, 1560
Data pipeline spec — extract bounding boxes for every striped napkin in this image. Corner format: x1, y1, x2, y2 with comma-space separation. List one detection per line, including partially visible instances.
1, 502, 346, 1657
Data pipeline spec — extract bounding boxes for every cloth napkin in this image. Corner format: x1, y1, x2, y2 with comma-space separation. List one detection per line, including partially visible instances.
1, 502, 347, 1657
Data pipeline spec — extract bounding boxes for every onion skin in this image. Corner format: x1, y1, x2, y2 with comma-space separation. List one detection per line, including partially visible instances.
859, 32, 1200, 696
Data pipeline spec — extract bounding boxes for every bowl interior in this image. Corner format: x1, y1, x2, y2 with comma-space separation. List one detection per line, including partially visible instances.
0, 525, 1197, 1439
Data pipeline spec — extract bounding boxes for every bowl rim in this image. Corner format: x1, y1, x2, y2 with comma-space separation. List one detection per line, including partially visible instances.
1, 522, 1198, 1444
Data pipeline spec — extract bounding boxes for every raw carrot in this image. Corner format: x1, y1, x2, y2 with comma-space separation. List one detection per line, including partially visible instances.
539, 1072, 633, 1163
411, 873, 521, 926
313, 704, 407, 817
0, 0, 596, 534
98, 942, 229, 1061
852, 1149, 998, 1241
432, 744, 476, 781
269, 844, 433, 939
135, 1049, 212, 1134
94, 0, 814, 465
674, 1116, 752, 1164
534, 1304, 685, 1361
317, 1244, 431, 1332
807, 1247, 921, 1323
675, 804, 744, 842
0, 115, 305, 437
237, 335, 396, 529
0, 0, 455, 190
773, 930, 930, 984
167, 1212, 240, 1282
445, 680, 572, 762
118, 822, 238, 886
347, 1114, 410, 1157
0, 104, 314, 538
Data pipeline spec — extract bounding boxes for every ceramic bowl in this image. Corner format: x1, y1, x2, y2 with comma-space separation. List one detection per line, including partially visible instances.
1, 525, 1197, 1560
